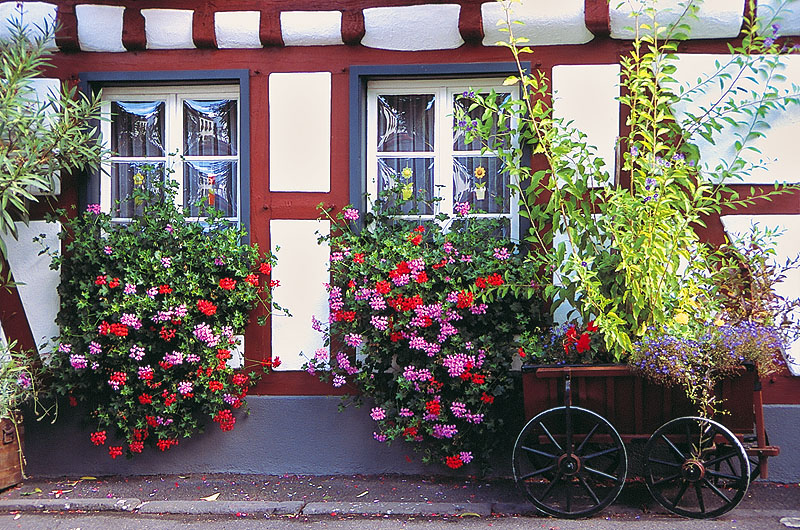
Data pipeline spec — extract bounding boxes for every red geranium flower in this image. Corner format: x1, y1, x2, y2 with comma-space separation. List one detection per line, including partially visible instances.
375, 280, 391, 294
208, 380, 224, 392
158, 284, 172, 294
90, 431, 107, 446
108, 277, 120, 289
94, 275, 107, 286
244, 273, 259, 286
108, 446, 123, 459
219, 278, 236, 290
456, 290, 474, 309
576, 332, 591, 353
197, 299, 217, 316
445, 455, 464, 469
259, 262, 272, 275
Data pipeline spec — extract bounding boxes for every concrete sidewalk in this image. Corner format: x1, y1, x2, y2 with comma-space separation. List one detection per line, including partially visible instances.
0, 474, 799, 519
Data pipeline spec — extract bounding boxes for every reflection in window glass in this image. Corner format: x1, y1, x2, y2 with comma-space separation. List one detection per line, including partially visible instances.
111, 101, 165, 157
183, 99, 238, 157
377, 158, 435, 215
453, 156, 508, 213
183, 160, 237, 218
377, 95, 435, 153
111, 162, 164, 218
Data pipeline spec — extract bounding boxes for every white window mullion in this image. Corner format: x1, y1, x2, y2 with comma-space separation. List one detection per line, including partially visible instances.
366, 91, 379, 205
100, 100, 113, 214
168, 94, 183, 209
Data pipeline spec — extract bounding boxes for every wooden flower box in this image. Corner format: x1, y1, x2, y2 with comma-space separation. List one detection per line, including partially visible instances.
521, 364, 757, 440
0, 418, 24, 490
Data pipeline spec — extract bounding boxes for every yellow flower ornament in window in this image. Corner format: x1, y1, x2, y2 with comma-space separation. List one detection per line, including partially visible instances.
474, 166, 486, 200
400, 166, 414, 200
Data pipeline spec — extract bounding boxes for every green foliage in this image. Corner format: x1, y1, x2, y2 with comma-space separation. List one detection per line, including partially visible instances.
0, 339, 42, 422
0, 17, 104, 257
305, 188, 548, 469
44, 177, 280, 459
458, 0, 800, 365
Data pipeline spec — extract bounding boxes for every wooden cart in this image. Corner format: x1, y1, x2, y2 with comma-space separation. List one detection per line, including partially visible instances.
512, 364, 780, 519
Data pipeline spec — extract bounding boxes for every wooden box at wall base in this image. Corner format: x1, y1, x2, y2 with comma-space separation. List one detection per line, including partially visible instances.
0, 418, 23, 490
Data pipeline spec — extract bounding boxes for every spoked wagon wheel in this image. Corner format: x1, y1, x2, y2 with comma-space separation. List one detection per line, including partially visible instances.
512, 406, 628, 518
644, 416, 750, 519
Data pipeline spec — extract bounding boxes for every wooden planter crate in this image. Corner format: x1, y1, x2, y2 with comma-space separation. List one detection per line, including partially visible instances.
522, 364, 757, 439
0, 418, 23, 490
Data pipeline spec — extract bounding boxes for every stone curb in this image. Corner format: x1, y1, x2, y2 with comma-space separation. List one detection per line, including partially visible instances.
0, 498, 141, 512
136, 500, 304, 515
301, 501, 492, 516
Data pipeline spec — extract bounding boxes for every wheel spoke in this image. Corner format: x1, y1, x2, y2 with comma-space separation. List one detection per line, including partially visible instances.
539, 470, 563, 502
648, 457, 683, 469
704, 451, 739, 469
578, 474, 601, 505
520, 444, 558, 460
650, 472, 682, 487
670, 479, 690, 508
695, 483, 707, 514
575, 421, 601, 456
701, 478, 732, 503
566, 477, 572, 513
661, 434, 689, 460
584, 465, 618, 482
539, 422, 563, 453
705, 469, 743, 482
565, 407, 573, 454
520, 464, 557, 481
583, 446, 620, 462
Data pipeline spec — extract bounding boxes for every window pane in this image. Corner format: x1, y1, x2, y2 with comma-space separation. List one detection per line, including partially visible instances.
111, 101, 165, 157
453, 92, 512, 152
377, 95, 435, 153
183, 99, 238, 157
377, 158, 434, 215
111, 162, 164, 217
453, 156, 509, 213
183, 160, 237, 218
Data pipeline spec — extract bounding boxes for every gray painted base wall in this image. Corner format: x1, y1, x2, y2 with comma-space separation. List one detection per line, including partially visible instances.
22, 397, 800, 482
762, 404, 800, 483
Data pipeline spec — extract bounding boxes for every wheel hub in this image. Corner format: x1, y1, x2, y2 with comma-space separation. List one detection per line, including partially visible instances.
558, 453, 582, 476
681, 459, 706, 482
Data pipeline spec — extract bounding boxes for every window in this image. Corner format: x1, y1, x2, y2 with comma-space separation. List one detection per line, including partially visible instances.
99, 85, 240, 223
361, 75, 520, 238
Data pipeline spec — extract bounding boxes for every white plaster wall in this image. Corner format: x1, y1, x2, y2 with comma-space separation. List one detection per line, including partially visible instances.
362, 4, 463, 51
720, 215, 800, 376
552, 64, 620, 186
141, 8, 195, 49
481, 0, 593, 46
270, 220, 330, 371
610, 0, 743, 40
26, 78, 61, 195
667, 54, 800, 185
75, 4, 125, 52
269, 72, 331, 193
214, 11, 261, 49
0, 1, 57, 49
757, 0, 800, 36
281, 11, 343, 46
0, 221, 61, 355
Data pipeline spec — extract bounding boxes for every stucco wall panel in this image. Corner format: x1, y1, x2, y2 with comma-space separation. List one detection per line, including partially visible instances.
610, 0, 744, 39
0, 1, 57, 48
281, 10, 343, 46
362, 4, 463, 51
269, 72, 331, 192
75, 4, 125, 52
214, 11, 261, 49
482, 0, 593, 46
758, 0, 800, 36
141, 8, 195, 49
1, 221, 61, 354
270, 220, 329, 372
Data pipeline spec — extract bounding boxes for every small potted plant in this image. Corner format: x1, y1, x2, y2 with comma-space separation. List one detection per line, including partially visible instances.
0, 338, 42, 487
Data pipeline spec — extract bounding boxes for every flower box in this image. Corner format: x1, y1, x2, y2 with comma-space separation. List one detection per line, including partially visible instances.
0, 418, 23, 490
521, 364, 756, 439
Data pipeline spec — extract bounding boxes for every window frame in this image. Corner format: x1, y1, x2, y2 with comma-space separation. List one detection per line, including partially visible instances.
79, 70, 250, 238
366, 78, 518, 236
349, 63, 530, 239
